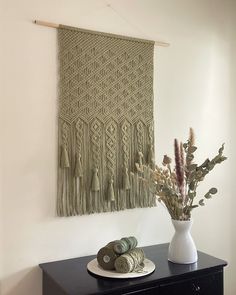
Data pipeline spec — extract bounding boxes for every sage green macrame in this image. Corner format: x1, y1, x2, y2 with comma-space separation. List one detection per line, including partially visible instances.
57, 25, 156, 216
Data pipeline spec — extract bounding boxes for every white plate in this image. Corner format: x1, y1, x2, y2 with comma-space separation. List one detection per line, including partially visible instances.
87, 258, 156, 279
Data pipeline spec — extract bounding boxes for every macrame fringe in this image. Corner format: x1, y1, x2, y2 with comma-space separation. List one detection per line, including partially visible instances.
57, 149, 156, 216
74, 153, 83, 177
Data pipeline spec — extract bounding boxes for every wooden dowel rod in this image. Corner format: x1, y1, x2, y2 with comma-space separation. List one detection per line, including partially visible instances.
34, 20, 59, 28
155, 41, 170, 47
34, 20, 170, 47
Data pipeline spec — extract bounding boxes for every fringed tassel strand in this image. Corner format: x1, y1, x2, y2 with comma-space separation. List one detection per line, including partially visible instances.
108, 177, 115, 202
91, 167, 100, 213
60, 145, 70, 216
74, 153, 83, 177
74, 153, 83, 215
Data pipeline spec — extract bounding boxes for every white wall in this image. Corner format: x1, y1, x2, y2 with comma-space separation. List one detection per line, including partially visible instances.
229, 0, 236, 291
0, 0, 235, 294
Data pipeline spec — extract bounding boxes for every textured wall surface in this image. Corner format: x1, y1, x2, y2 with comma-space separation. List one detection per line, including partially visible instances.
0, 0, 235, 294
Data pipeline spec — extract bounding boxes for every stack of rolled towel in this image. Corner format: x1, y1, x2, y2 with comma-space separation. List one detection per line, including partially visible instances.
97, 237, 145, 273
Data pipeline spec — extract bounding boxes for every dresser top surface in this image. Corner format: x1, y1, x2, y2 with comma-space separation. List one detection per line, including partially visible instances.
39, 243, 227, 295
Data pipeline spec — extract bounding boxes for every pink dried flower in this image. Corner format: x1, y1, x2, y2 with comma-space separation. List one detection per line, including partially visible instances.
174, 139, 184, 197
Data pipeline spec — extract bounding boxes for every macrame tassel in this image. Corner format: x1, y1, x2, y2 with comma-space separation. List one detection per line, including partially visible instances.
74, 153, 83, 177
91, 168, 100, 191
123, 167, 131, 190
147, 144, 155, 169
108, 178, 115, 202
60, 146, 70, 168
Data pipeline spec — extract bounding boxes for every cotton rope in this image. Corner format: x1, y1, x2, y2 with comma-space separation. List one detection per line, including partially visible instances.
97, 242, 118, 270
113, 236, 138, 254
114, 248, 145, 273
57, 25, 155, 216
97, 237, 139, 271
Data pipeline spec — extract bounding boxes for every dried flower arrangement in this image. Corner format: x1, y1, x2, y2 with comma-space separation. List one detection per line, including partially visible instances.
151, 128, 227, 220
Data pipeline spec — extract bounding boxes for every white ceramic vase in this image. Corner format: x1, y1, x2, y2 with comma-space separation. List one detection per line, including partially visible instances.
168, 219, 198, 264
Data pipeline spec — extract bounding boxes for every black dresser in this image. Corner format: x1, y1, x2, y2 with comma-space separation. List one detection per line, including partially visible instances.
39, 243, 227, 295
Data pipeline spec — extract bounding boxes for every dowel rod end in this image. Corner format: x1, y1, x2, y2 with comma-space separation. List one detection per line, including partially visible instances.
34, 20, 59, 28
155, 41, 170, 47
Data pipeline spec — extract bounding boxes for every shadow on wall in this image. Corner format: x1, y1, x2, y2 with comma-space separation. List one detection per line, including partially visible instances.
2, 267, 42, 295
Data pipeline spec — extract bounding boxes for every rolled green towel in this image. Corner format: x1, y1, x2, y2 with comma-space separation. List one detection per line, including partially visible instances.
114, 248, 145, 273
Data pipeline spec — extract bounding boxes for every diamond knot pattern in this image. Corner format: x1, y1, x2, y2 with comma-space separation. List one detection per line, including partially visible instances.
58, 27, 154, 124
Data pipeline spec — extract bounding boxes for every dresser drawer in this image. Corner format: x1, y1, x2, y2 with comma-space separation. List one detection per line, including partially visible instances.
124, 285, 159, 295
160, 271, 223, 295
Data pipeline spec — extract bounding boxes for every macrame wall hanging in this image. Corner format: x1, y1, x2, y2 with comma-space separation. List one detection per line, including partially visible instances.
57, 25, 156, 216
